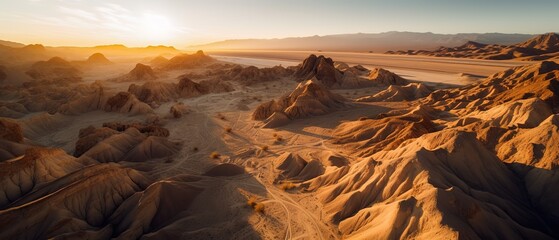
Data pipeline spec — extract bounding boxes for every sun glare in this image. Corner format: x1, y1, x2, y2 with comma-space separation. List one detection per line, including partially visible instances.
140, 13, 174, 41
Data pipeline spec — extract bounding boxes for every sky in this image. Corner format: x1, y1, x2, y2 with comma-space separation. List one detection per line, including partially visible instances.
0, 0, 558, 48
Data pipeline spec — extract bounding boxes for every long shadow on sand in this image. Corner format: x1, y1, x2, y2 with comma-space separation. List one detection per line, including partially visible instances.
274, 102, 394, 139
506, 162, 559, 238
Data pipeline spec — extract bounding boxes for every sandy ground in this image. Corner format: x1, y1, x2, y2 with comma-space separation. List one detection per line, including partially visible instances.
210, 50, 531, 85
148, 78, 405, 239
12, 67, 404, 238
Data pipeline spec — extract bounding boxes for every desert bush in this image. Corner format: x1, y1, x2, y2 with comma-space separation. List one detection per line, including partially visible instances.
261, 145, 269, 151
247, 197, 265, 213
225, 127, 232, 133
210, 151, 220, 159
280, 182, 296, 191
253, 202, 265, 212
216, 114, 226, 120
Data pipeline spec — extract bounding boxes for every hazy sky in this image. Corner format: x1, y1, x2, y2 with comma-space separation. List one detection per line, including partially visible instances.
0, 0, 558, 47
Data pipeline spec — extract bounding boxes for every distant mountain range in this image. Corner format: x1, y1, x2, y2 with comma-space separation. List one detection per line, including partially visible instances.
0, 40, 25, 48
0, 42, 179, 65
189, 32, 536, 52
386, 32, 559, 61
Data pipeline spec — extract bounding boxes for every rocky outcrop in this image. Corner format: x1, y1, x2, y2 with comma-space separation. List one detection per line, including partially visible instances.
86, 53, 113, 65
169, 102, 190, 118
76, 123, 179, 163
161, 50, 214, 70
0, 118, 23, 143
388, 33, 559, 61
127, 76, 233, 104
149, 55, 169, 66
294, 55, 408, 88
0, 147, 86, 208
25, 57, 81, 84
313, 129, 554, 239
113, 63, 157, 82
226, 65, 293, 85
425, 61, 559, 114
356, 83, 431, 102
274, 152, 324, 182
331, 109, 437, 156
320, 60, 559, 238
294, 54, 342, 87
367, 68, 408, 85
0, 163, 151, 239
104, 91, 153, 114
253, 79, 346, 123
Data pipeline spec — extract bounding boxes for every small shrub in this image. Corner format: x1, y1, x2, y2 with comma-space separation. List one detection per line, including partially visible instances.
193, 147, 199, 152
254, 202, 265, 212
280, 182, 296, 191
225, 127, 232, 133
247, 197, 265, 213
210, 151, 220, 159
247, 196, 257, 207
261, 145, 269, 151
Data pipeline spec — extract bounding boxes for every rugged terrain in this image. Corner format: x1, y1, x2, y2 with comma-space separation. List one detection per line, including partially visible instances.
387, 33, 559, 61
0, 47, 558, 239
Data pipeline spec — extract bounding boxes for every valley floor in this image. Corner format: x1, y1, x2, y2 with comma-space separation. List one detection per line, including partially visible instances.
210, 50, 529, 86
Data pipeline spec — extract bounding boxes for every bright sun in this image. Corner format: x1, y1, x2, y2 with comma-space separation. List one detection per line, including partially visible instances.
140, 14, 174, 41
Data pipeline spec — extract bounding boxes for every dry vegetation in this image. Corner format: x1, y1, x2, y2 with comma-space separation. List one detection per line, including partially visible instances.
279, 181, 296, 191
247, 196, 265, 213
210, 151, 220, 159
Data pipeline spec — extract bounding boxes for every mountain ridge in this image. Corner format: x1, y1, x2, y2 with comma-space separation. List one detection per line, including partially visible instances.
189, 31, 536, 52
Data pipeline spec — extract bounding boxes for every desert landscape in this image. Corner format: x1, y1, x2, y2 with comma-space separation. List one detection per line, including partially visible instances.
1, 1, 559, 239
387, 33, 559, 61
